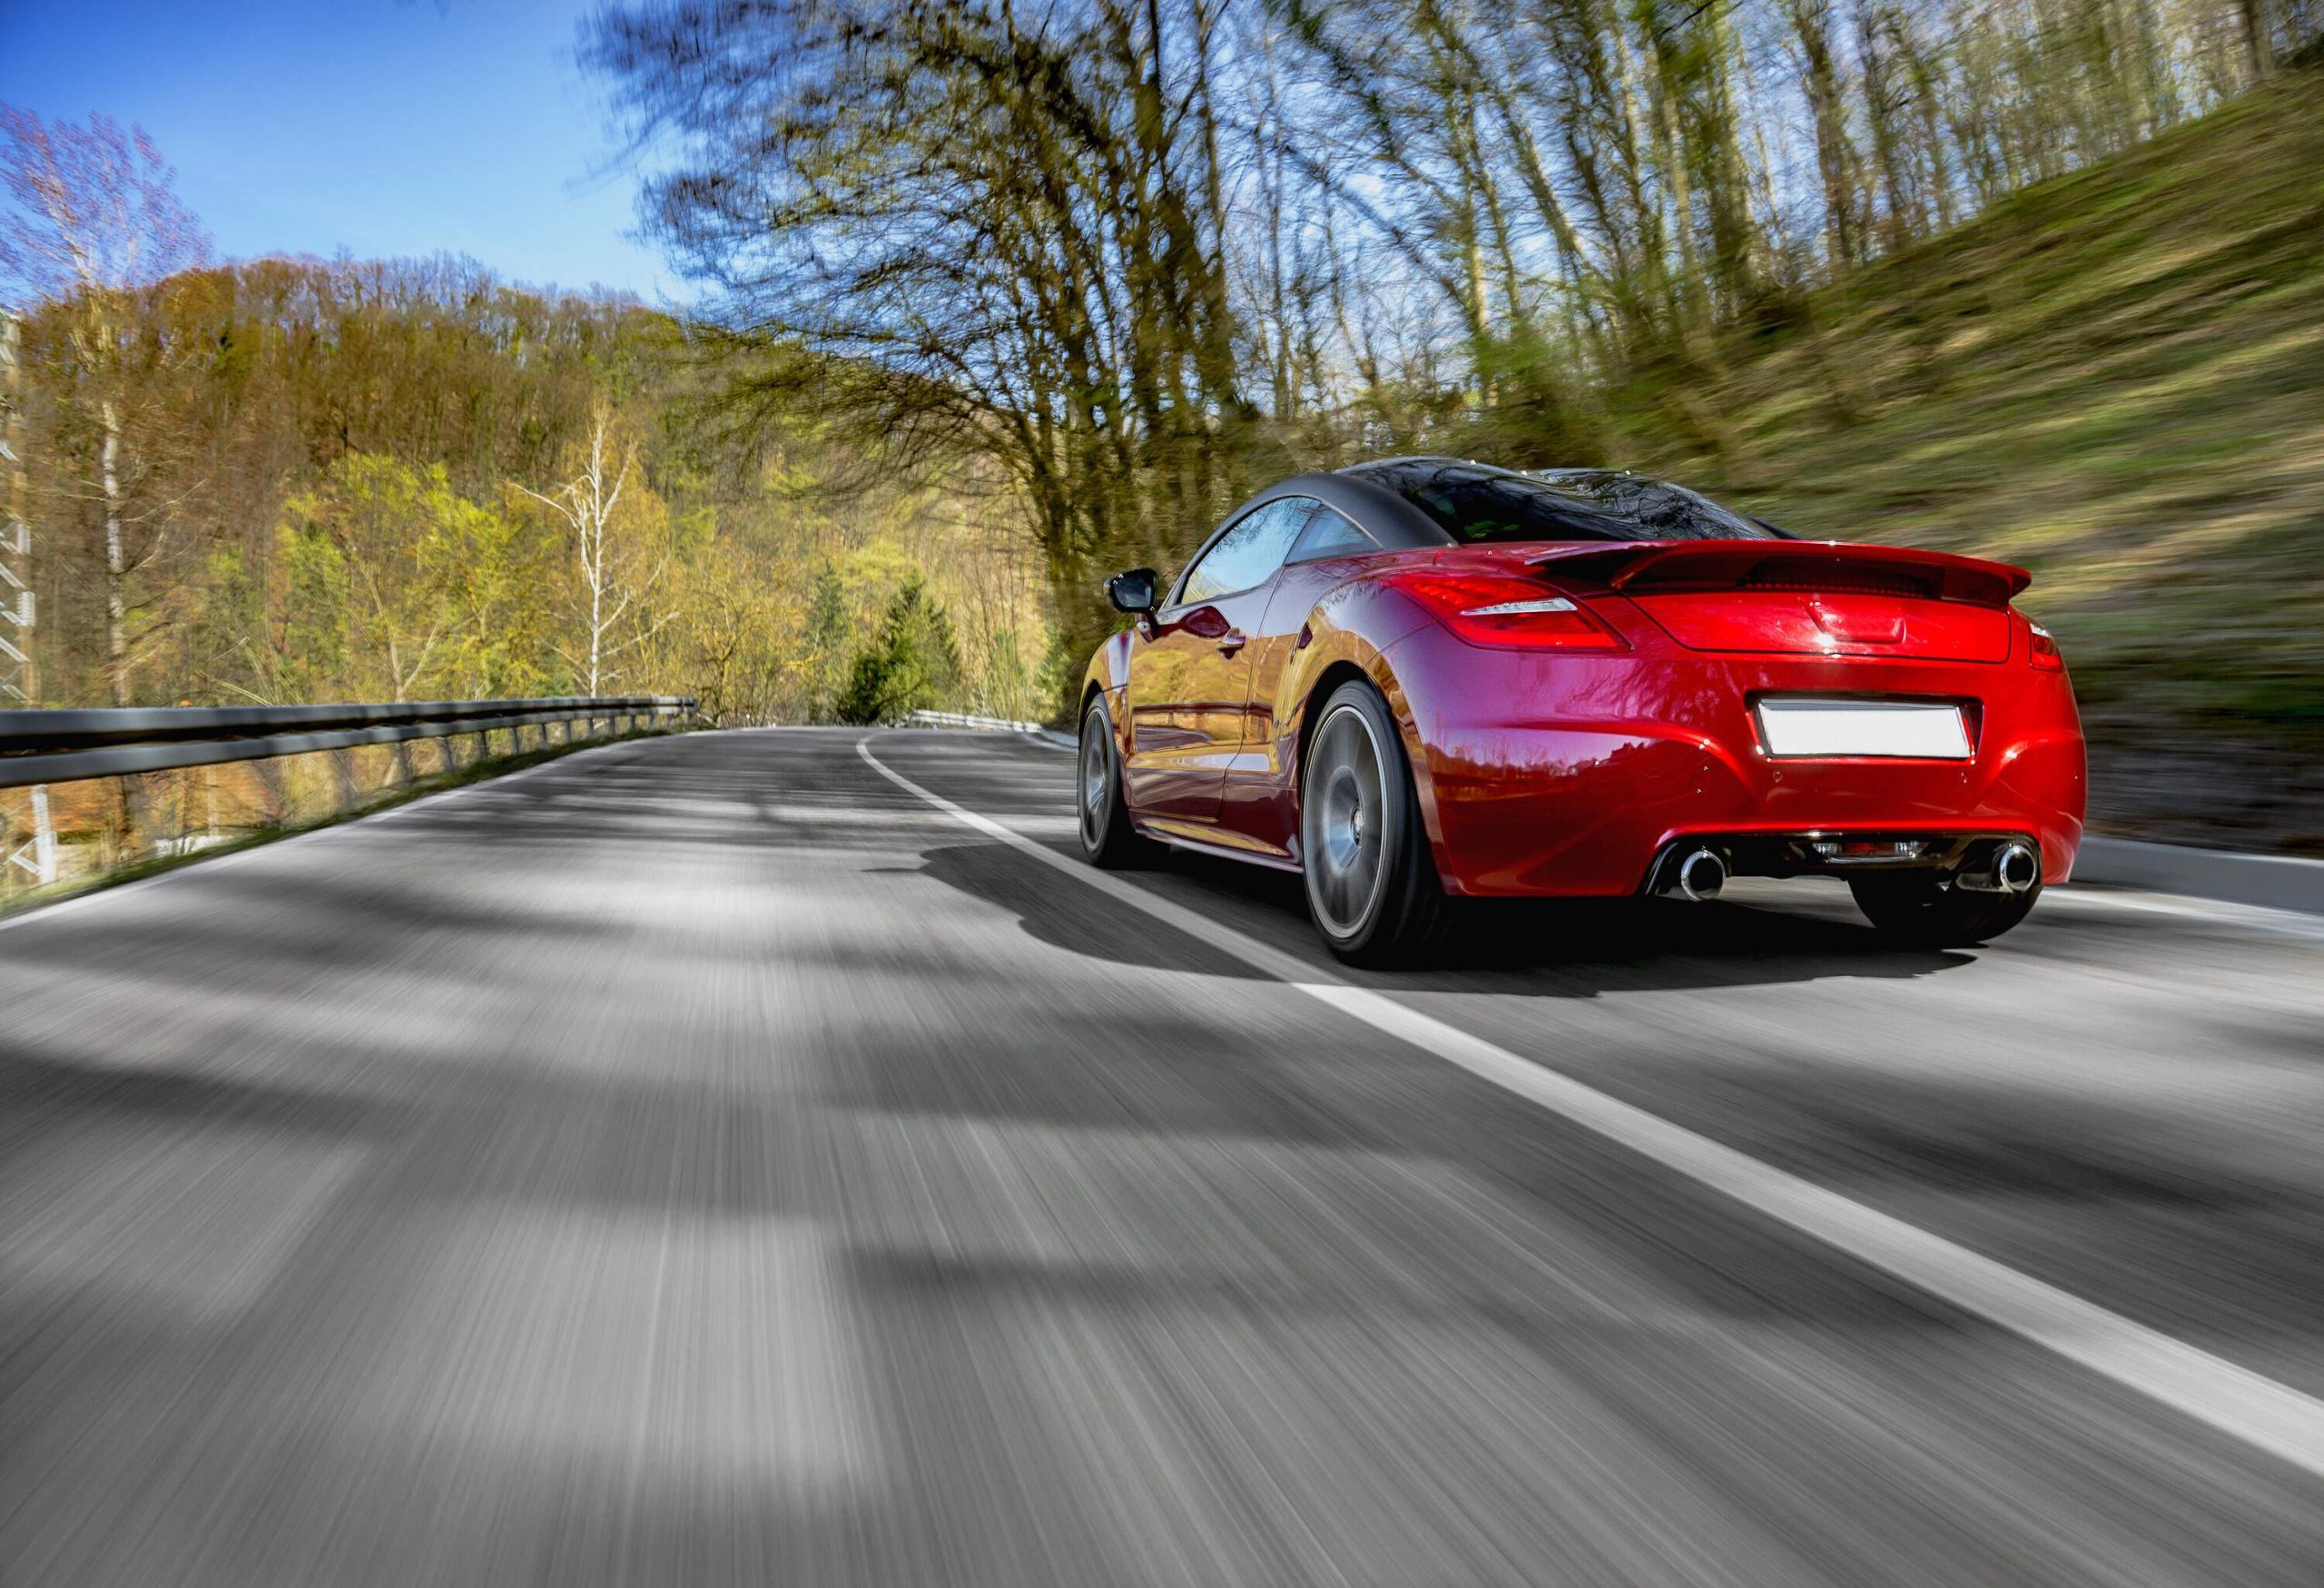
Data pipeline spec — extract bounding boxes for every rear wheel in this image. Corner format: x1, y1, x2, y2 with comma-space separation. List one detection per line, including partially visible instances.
1078, 696, 1157, 868
1299, 681, 1452, 966
1849, 872, 2039, 945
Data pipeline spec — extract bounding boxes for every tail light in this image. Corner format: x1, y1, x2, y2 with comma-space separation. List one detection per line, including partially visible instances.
1382, 571, 1628, 651
2027, 621, 2063, 672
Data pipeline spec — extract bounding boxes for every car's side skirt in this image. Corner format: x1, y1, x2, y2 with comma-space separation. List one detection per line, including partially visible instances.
1134, 817, 1303, 873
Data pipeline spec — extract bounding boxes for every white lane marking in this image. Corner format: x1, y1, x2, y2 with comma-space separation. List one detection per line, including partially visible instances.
857, 734, 2324, 1480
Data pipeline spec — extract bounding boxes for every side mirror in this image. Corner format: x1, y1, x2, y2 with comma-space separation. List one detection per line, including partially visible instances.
1107, 567, 1158, 615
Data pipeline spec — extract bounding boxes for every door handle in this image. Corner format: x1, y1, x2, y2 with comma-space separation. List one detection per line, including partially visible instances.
1216, 631, 1247, 656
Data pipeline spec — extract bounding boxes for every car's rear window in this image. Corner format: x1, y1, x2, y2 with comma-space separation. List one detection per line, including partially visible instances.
1535, 469, 1789, 541
1352, 461, 1787, 544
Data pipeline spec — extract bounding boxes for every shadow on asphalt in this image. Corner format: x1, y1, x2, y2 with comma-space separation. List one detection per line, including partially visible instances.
0, 1043, 398, 1149
905, 840, 1974, 997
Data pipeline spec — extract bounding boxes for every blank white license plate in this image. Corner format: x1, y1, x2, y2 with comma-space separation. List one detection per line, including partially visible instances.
1757, 698, 1972, 759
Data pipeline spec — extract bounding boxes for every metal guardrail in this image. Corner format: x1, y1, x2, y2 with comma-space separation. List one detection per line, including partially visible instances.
903, 709, 1077, 749
0, 695, 695, 790
903, 709, 1049, 734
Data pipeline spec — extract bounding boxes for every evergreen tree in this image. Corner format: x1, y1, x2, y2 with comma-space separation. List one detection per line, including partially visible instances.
805, 560, 852, 721
832, 574, 964, 725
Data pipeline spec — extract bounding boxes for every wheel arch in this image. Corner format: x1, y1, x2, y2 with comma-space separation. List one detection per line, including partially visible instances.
1292, 660, 1376, 792
1289, 649, 1459, 890
1079, 630, 1136, 752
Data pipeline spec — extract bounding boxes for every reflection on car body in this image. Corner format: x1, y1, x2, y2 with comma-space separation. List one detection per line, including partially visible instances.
1077, 458, 2085, 965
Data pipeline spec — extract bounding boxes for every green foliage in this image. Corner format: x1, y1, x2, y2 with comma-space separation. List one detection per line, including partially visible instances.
832, 575, 965, 725
269, 517, 351, 702
982, 626, 1031, 717
8, 252, 1049, 719
804, 559, 852, 719
267, 453, 515, 701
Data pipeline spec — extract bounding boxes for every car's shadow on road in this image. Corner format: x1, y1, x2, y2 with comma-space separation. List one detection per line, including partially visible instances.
900, 841, 1973, 996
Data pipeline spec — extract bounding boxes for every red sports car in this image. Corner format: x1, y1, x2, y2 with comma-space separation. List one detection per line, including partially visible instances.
1076, 459, 2085, 963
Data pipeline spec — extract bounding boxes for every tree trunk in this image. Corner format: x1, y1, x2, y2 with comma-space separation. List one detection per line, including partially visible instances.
2241, 0, 2272, 79
101, 397, 128, 706
1857, 0, 1916, 252
1794, 0, 1863, 269
588, 543, 604, 696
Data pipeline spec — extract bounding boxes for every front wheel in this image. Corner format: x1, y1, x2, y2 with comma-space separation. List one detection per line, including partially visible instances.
1078, 696, 1158, 868
1299, 681, 1453, 966
1849, 872, 2039, 945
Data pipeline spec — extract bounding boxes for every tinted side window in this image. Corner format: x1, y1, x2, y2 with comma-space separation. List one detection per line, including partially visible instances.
1287, 505, 1376, 562
1177, 497, 1316, 604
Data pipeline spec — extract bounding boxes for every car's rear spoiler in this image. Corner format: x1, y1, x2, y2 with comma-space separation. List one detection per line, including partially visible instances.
1525, 539, 2032, 607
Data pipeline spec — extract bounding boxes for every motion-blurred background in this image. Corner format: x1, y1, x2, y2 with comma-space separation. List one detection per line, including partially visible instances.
3, 0, 2319, 888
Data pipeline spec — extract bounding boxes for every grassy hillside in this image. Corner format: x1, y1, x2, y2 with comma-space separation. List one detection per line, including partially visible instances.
1625, 68, 2324, 853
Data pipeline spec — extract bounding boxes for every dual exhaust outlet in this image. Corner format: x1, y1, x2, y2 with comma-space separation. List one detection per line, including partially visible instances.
1659, 838, 2039, 902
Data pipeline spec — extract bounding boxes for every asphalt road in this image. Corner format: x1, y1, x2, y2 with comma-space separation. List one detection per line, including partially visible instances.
5, 726, 2323, 1587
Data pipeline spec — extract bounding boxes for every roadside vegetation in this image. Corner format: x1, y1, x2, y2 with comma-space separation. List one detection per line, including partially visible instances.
0, 242, 1048, 731
5, 1, 2321, 854
1620, 68, 2324, 849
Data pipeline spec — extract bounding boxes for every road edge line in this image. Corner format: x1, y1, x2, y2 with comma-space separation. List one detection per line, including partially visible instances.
856, 733, 2324, 1482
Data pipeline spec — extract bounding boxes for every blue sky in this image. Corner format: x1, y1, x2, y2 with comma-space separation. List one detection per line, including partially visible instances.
0, 0, 675, 300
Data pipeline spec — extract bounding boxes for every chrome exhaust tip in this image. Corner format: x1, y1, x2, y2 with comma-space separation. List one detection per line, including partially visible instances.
1675, 848, 1727, 902
1958, 840, 2041, 894
1994, 841, 2041, 894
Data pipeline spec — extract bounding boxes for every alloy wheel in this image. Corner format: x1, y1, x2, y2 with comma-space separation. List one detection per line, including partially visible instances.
1304, 703, 1389, 936
1079, 708, 1111, 851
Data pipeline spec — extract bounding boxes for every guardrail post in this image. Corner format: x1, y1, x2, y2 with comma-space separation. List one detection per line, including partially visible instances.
6, 783, 57, 889
30, 784, 54, 883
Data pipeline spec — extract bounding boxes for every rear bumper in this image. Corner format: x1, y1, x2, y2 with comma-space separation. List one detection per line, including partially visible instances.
1385, 622, 2086, 898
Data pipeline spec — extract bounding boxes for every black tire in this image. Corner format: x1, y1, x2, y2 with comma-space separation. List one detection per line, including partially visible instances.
1298, 680, 1454, 966
1078, 696, 1159, 868
1849, 872, 2040, 945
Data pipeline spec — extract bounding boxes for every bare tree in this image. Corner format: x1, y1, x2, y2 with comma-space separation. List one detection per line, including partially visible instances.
586, 0, 1262, 694
519, 399, 668, 695
0, 106, 208, 705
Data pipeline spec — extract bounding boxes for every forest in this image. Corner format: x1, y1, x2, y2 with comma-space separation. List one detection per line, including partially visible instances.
6, 0, 2322, 845
0, 138, 1053, 728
